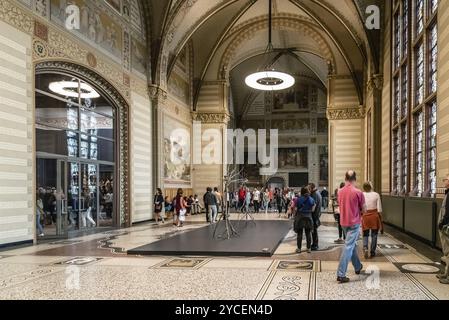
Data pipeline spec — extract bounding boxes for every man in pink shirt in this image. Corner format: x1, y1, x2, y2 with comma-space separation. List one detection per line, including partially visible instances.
336, 170, 366, 283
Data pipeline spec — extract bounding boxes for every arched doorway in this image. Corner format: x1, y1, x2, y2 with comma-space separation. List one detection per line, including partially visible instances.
266, 177, 285, 191
34, 62, 129, 238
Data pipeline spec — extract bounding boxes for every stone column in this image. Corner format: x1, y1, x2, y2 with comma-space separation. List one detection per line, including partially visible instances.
148, 85, 167, 191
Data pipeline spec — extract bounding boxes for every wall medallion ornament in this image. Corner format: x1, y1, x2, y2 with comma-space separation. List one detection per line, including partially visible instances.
86, 52, 97, 68
33, 39, 48, 58
35, 61, 130, 227
327, 107, 365, 120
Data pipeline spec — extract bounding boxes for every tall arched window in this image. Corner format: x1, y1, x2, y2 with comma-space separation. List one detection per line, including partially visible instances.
392, 0, 438, 196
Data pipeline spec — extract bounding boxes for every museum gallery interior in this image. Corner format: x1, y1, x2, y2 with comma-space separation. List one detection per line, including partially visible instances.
0, 0, 448, 301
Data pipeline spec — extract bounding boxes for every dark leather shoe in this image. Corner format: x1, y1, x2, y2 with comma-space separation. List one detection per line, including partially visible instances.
355, 264, 363, 275
311, 246, 319, 251
337, 276, 350, 283
439, 277, 449, 284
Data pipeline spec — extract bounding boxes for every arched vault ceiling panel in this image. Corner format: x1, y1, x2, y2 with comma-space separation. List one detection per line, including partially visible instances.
164, 0, 234, 55
234, 0, 309, 24
186, 0, 257, 81
205, 15, 354, 80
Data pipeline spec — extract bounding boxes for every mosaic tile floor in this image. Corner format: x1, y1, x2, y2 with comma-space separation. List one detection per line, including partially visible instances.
0, 213, 447, 300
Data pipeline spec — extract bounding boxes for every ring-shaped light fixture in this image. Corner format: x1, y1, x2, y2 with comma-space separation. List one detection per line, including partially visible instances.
49, 81, 100, 99
245, 71, 295, 91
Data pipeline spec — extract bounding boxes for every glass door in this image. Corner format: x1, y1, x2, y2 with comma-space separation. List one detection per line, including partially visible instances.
67, 162, 80, 232
80, 163, 98, 229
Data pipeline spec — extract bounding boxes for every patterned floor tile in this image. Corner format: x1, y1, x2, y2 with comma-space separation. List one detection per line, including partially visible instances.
152, 258, 211, 269
393, 262, 443, 274
52, 256, 103, 266
257, 271, 314, 300
269, 260, 321, 272
315, 271, 431, 300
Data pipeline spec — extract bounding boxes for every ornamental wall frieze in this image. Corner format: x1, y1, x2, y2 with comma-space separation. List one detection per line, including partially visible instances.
0, 0, 33, 34
327, 106, 366, 120
192, 112, 230, 124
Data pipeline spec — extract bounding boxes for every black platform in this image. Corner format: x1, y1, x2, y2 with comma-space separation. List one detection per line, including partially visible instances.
127, 220, 292, 257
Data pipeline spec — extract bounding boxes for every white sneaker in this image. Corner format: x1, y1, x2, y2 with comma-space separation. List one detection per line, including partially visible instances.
39, 233, 45, 237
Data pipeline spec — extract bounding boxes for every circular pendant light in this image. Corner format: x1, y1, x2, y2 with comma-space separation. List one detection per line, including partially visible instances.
245, 0, 295, 91
245, 70, 295, 91
49, 81, 100, 99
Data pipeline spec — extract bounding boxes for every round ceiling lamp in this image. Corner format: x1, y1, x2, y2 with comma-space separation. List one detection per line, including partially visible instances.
245, 0, 295, 91
49, 81, 100, 99
245, 70, 295, 91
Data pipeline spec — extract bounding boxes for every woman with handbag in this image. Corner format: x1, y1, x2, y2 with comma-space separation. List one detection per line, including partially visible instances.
174, 188, 187, 227
154, 188, 165, 224
437, 176, 449, 284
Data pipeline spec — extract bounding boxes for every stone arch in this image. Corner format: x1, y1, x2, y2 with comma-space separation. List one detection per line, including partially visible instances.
34, 60, 131, 227
219, 15, 335, 79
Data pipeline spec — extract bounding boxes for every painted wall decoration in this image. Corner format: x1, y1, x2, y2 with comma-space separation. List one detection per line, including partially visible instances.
271, 118, 310, 133
278, 147, 308, 170
130, 0, 142, 33
272, 83, 309, 112
319, 145, 328, 182
317, 118, 328, 134
105, 0, 121, 14
131, 36, 146, 75
168, 71, 190, 105
50, 0, 123, 62
164, 116, 191, 183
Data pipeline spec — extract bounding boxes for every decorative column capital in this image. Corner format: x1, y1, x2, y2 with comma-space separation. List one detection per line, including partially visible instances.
367, 74, 384, 92
327, 106, 366, 120
148, 85, 167, 102
191, 112, 230, 124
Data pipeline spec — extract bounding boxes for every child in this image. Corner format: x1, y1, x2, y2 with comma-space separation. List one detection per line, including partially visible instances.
294, 187, 316, 253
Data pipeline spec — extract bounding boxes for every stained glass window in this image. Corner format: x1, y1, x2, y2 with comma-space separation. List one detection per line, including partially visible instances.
402, 0, 408, 56
416, 0, 424, 36
415, 112, 424, 194
394, 13, 401, 70
401, 125, 408, 193
430, 0, 438, 14
416, 43, 424, 106
393, 130, 401, 193
394, 77, 400, 124
401, 66, 408, 118
428, 101, 437, 194
429, 24, 438, 94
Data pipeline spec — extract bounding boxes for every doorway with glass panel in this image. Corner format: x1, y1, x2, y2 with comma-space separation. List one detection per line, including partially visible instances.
35, 71, 117, 239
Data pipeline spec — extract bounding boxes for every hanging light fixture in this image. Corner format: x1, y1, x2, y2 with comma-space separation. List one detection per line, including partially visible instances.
245, 0, 295, 91
49, 81, 100, 99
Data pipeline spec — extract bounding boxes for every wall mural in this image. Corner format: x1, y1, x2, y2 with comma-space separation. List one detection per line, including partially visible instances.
271, 118, 310, 133
319, 145, 328, 182
50, 0, 123, 62
317, 118, 328, 134
272, 83, 309, 112
278, 147, 308, 169
168, 71, 190, 105
164, 116, 191, 183
131, 35, 146, 75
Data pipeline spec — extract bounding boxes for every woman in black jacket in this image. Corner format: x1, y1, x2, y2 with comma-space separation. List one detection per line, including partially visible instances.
154, 188, 165, 224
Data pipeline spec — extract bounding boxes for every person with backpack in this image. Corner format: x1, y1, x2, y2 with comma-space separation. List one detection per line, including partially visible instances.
294, 187, 316, 253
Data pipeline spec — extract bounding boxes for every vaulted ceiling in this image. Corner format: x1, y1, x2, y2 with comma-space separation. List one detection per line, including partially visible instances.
140, 0, 383, 111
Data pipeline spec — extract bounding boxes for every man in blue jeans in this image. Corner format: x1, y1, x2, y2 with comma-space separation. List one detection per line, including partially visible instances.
336, 171, 366, 283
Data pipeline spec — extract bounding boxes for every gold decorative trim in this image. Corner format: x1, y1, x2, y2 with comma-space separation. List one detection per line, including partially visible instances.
327, 107, 365, 120
192, 112, 230, 124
